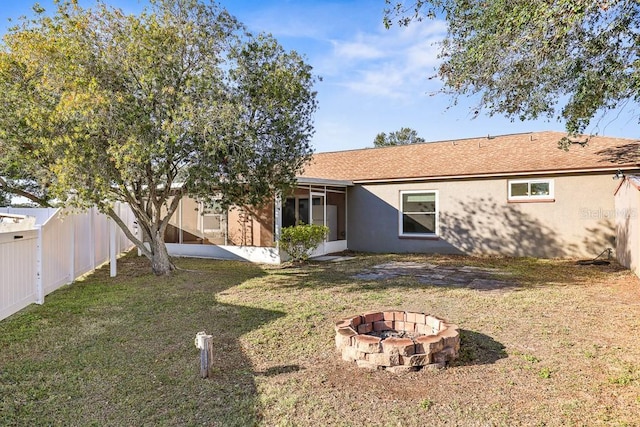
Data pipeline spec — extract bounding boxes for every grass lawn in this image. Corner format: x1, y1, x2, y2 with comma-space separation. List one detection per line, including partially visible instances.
1, 253, 640, 426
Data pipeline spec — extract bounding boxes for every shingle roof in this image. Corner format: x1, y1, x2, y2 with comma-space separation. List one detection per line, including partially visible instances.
299, 131, 640, 182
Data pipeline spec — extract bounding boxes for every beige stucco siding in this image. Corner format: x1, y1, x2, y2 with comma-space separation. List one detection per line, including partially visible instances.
347, 173, 617, 258
615, 179, 640, 275
227, 203, 275, 247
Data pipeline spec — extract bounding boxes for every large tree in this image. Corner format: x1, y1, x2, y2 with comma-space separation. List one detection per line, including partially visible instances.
373, 127, 425, 147
0, 0, 317, 275
384, 1, 640, 141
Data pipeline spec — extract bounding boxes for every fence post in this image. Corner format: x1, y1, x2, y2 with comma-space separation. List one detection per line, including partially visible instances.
69, 211, 75, 282
89, 208, 96, 271
194, 331, 214, 378
274, 195, 282, 248
35, 225, 44, 304
109, 216, 117, 277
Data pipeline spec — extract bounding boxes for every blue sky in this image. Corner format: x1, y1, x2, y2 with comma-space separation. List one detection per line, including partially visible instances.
1, 0, 637, 153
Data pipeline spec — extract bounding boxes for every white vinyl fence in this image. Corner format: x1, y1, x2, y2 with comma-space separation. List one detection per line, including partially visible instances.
0, 204, 136, 321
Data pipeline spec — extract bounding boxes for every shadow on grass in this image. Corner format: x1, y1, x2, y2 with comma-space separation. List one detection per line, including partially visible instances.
255, 364, 304, 377
202, 301, 285, 425
0, 255, 284, 427
451, 329, 508, 367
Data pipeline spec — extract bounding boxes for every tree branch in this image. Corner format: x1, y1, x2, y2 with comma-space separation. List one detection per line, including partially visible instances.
0, 176, 52, 207
106, 205, 153, 259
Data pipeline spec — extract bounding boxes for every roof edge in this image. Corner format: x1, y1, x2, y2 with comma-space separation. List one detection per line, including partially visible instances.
352, 166, 640, 184
296, 177, 354, 186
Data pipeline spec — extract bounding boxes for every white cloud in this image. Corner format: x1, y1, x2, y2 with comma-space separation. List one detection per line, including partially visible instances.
318, 19, 447, 99
229, 0, 447, 100
343, 65, 408, 99
332, 39, 385, 60
405, 38, 442, 70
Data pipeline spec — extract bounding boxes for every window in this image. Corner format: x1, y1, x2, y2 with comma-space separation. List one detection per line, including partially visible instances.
200, 200, 224, 233
508, 179, 554, 201
399, 191, 438, 236
283, 197, 310, 227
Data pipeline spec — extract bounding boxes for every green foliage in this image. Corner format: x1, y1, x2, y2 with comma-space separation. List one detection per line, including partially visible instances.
608, 362, 638, 386
373, 127, 425, 147
538, 367, 552, 379
278, 223, 329, 262
420, 398, 434, 410
0, 0, 317, 274
384, 0, 640, 137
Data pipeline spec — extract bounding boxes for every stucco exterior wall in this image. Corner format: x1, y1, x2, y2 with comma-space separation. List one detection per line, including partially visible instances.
347, 173, 617, 258
227, 203, 275, 247
615, 179, 640, 276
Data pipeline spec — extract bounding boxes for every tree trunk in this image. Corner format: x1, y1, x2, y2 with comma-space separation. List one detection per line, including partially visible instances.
149, 231, 175, 276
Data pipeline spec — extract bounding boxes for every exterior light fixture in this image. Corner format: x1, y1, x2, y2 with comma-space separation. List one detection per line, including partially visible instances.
613, 169, 624, 180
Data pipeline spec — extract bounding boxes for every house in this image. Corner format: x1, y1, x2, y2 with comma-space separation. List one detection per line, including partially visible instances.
163, 131, 640, 263
0, 213, 35, 233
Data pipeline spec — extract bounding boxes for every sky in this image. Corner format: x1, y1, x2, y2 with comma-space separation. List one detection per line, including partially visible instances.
1, 0, 638, 153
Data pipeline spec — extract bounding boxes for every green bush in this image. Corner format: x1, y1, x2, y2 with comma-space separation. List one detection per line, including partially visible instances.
278, 223, 329, 262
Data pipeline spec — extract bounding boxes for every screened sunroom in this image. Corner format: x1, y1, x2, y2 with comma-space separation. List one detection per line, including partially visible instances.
163, 178, 351, 263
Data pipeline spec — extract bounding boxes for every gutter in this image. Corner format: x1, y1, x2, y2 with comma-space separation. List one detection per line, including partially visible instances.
350, 166, 640, 184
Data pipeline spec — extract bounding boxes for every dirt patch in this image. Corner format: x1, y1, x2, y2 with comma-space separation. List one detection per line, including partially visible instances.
353, 261, 517, 291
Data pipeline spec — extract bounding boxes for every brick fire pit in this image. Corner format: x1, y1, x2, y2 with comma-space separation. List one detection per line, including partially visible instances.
335, 310, 460, 372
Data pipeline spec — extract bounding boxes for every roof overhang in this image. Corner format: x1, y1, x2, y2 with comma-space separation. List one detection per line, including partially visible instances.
351, 166, 640, 184
296, 177, 354, 187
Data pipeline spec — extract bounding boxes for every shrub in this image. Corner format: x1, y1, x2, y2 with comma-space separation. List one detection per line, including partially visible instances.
278, 223, 329, 262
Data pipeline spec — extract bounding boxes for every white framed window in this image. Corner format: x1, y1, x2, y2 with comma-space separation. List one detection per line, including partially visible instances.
508, 179, 554, 201
399, 190, 438, 236
199, 200, 224, 233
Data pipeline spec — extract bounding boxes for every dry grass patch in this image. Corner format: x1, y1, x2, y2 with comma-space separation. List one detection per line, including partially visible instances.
1, 253, 639, 426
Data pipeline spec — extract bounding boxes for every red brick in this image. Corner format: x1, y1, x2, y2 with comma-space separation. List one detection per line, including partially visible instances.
402, 353, 428, 367
394, 321, 405, 331
405, 312, 417, 323
394, 311, 406, 321
341, 346, 359, 362
367, 352, 400, 367
442, 322, 460, 333
439, 324, 460, 349
426, 315, 442, 331
415, 323, 432, 335
336, 326, 357, 336
403, 322, 416, 333
373, 320, 394, 332
357, 322, 373, 334
415, 335, 444, 355
335, 327, 357, 350
334, 320, 351, 331
349, 315, 363, 328
414, 313, 427, 325
363, 311, 384, 323
383, 311, 400, 321
355, 335, 382, 353
382, 337, 415, 356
